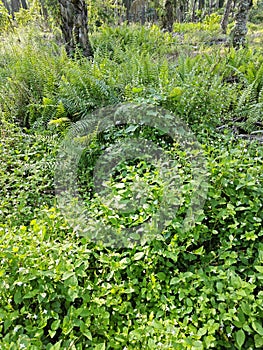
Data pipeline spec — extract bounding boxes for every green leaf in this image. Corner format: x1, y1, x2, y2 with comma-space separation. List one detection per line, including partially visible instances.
51, 319, 60, 331
157, 272, 166, 281
148, 339, 156, 347
193, 246, 204, 255
48, 330, 57, 339
62, 271, 75, 280
14, 290, 22, 304
82, 329, 92, 340
255, 266, 263, 273
125, 124, 139, 133
252, 321, 263, 336
240, 302, 251, 315
50, 340, 62, 350
133, 252, 144, 260
170, 277, 180, 285
255, 334, 263, 348
114, 182, 125, 189
235, 329, 245, 348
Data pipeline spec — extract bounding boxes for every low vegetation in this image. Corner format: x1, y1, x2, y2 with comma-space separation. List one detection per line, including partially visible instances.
0, 3, 262, 349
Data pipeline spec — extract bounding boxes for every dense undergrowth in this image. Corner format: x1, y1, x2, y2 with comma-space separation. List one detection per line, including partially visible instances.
0, 14, 263, 350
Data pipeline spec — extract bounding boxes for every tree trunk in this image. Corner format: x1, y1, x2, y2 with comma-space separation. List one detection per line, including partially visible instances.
221, 0, 232, 34
231, 0, 253, 48
2, 0, 27, 17
141, 3, 146, 24
10, 0, 20, 13
198, 0, 205, 10
58, 0, 92, 58
192, 0, 198, 21
123, 0, 132, 21
208, 0, 213, 14
20, 0, 27, 9
162, 0, 174, 31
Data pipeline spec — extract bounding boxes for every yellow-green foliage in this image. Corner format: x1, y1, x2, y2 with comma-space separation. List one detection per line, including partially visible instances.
0, 0, 11, 32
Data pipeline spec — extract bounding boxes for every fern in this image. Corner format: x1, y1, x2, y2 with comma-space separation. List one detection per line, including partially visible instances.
234, 61, 263, 132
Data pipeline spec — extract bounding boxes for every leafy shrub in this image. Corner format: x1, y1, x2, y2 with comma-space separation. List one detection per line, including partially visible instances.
0, 122, 58, 226
0, 1, 11, 32
249, 0, 263, 24
1, 114, 263, 349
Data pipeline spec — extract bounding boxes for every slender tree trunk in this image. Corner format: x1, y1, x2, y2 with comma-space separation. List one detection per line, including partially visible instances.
58, 0, 92, 58
123, 0, 132, 21
175, 0, 185, 22
3, 0, 27, 17
231, 0, 253, 48
141, 3, 146, 24
162, 0, 173, 31
198, 0, 205, 10
10, 0, 21, 15
208, 0, 213, 14
192, 0, 198, 21
21, 0, 27, 9
221, 0, 232, 34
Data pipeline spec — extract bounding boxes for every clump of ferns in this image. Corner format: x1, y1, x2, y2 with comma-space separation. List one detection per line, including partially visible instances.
233, 61, 263, 133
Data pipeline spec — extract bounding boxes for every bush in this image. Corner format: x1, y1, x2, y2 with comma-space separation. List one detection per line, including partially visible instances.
0, 114, 263, 349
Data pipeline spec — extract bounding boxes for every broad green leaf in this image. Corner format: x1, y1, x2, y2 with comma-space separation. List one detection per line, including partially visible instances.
62, 272, 75, 280
252, 321, 263, 336
48, 330, 56, 339
51, 319, 60, 331
241, 302, 251, 315
14, 290, 22, 304
125, 124, 139, 133
170, 277, 180, 285
235, 329, 245, 348
82, 329, 92, 340
255, 334, 263, 348
193, 246, 204, 255
133, 252, 144, 260
114, 182, 125, 189
255, 266, 263, 273
157, 272, 166, 280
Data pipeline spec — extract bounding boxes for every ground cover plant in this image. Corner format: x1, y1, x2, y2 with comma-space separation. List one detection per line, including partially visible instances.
0, 4, 263, 350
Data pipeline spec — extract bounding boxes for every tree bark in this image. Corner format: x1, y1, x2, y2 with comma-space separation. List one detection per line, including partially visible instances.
192, 0, 198, 21
123, 0, 132, 21
58, 0, 92, 58
162, 0, 174, 31
231, 0, 253, 48
198, 0, 205, 10
20, 0, 27, 9
221, 0, 232, 34
10, 0, 21, 14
